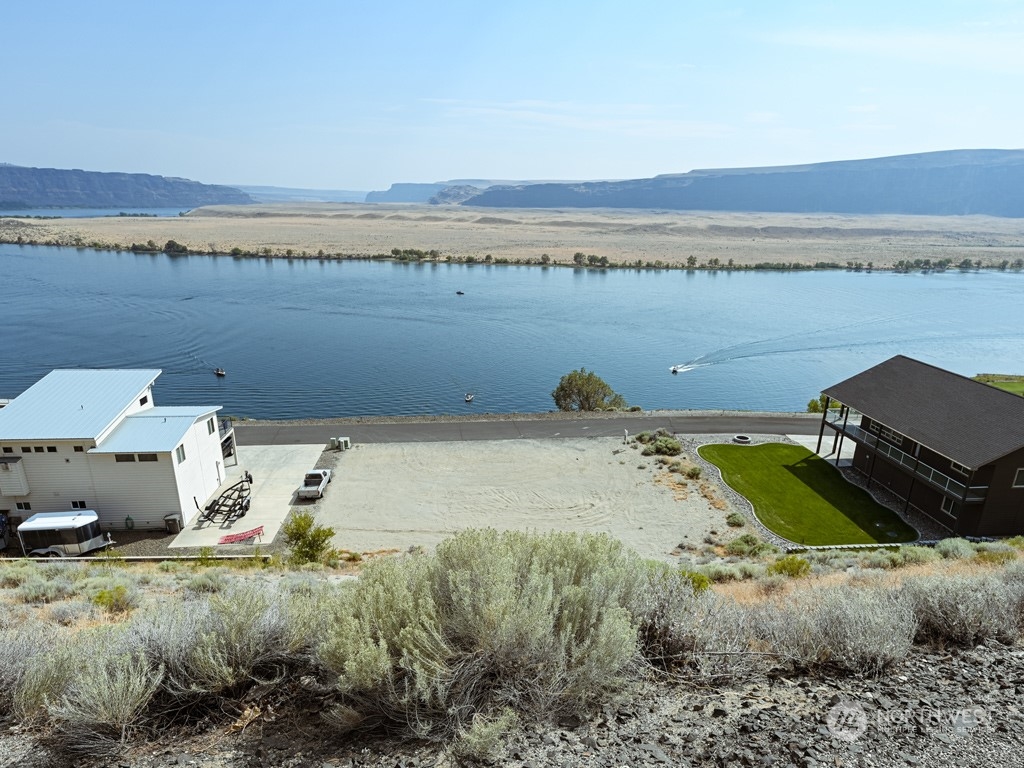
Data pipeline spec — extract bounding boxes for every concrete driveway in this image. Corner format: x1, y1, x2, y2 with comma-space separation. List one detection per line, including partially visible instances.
169, 443, 325, 549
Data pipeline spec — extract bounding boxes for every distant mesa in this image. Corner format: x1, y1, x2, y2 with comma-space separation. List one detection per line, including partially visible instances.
364, 178, 589, 204
454, 150, 1024, 218
0, 164, 254, 208
236, 185, 367, 203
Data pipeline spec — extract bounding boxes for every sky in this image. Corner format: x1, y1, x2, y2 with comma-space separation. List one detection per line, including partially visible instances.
3, 1, 1023, 191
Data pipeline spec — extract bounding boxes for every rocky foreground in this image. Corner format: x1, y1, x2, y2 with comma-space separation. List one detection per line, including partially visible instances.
3, 643, 1021, 768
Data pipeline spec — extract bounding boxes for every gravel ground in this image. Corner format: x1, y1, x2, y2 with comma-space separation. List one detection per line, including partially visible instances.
4, 643, 1022, 768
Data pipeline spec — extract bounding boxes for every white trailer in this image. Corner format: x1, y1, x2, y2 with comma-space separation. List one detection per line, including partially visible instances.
16, 510, 111, 557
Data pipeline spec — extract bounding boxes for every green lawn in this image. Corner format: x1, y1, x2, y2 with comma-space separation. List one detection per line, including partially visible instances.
972, 374, 1024, 396
990, 381, 1024, 396
698, 443, 918, 546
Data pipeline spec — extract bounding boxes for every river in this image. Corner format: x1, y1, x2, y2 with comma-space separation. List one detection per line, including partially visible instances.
2, 244, 1021, 419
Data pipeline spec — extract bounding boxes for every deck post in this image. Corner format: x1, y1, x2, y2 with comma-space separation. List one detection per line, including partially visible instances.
815, 396, 829, 454
866, 449, 878, 490
834, 405, 850, 466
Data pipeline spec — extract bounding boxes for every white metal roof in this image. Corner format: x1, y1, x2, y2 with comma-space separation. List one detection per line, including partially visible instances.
0, 369, 160, 441
19, 510, 99, 531
91, 406, 221, 454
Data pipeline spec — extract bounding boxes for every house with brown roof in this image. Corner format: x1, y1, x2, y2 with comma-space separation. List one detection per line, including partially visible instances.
816, 355, 1024, 537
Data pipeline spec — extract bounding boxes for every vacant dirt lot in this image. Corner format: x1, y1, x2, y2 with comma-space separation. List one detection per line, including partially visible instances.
313, 437, 734, 561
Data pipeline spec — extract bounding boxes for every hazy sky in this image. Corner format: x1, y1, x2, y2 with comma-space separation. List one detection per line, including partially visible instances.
4, 1, 1022, 190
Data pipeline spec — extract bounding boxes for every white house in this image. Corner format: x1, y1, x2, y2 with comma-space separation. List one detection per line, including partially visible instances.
0, 369, 236, 532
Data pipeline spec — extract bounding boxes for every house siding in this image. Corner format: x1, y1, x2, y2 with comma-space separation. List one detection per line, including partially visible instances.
172, 417, 226, 526
975, 447, 1024, 536
0, 440, 100, 515
87, 454, 180, 530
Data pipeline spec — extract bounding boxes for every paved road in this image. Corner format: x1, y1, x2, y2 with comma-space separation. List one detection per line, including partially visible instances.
235, 413, 823, 446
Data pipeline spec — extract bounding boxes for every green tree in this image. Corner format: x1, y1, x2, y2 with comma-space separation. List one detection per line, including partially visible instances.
551, 368, 627, 412
280, 510, 335, 565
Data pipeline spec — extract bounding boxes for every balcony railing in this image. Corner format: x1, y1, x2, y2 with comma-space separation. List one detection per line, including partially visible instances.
825, 418, 988, 503
219, 418, 234, 439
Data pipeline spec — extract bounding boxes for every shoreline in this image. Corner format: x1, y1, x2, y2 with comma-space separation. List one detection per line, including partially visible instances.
232, 407, 821, 427
5, 203, 1024, 271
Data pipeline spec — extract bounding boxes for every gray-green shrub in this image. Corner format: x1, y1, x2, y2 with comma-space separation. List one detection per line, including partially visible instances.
904, 574, 1020, 646
756, 585, 915, 675
935, 538, 975, 560
318, 529, 644, 738
46, 646, 162, 756
897, 546, 940, 566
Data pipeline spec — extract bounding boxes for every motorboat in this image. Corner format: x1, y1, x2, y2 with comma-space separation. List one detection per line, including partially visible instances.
465, 393, 474, 402
670, 366, 680, 374
456, 290, 465, 295
214, 368, 226, 377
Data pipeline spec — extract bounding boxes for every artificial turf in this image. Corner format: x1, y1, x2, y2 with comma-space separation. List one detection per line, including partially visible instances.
698, 442, 918, 546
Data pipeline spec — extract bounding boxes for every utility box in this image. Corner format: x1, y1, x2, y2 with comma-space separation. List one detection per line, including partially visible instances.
163, 513, 183, 534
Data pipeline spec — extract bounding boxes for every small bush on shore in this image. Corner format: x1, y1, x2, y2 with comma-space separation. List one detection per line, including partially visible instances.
635, 428, 682, 456
725, 512, 745, 527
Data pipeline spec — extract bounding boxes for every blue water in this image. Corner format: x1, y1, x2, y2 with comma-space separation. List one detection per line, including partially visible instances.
0, 208, 189, 218
2, 244, 1022, 419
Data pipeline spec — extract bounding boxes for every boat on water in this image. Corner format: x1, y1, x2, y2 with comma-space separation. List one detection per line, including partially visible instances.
456, 290, 465, 295
465, 393, 474, 403
214, 368, 226, 377
670, 366, 680, 374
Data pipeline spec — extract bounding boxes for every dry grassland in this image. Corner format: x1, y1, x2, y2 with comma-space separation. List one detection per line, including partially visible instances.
4, 203, 1024, 268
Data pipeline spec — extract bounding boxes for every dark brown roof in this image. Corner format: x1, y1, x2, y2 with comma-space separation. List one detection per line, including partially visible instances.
822, 355, 1024, 469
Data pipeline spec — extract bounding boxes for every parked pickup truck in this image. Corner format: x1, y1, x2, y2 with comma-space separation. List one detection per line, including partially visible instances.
298, 469, 332, 499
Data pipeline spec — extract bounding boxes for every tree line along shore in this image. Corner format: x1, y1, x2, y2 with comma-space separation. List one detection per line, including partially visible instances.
3, 229, 1024, 274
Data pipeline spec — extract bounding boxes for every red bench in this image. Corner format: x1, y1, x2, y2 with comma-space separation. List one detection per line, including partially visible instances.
218, 526, 264, 545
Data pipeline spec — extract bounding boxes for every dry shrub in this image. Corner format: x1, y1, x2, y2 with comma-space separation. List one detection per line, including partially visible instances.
318, 529, 645, 739
46, 646, 163, 756
903, 573, 1021, 646
755, 585, 915, 675
935, 538, 975, 560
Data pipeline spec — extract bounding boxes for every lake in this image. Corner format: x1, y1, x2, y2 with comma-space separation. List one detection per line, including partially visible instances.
2, 244, 1022, 419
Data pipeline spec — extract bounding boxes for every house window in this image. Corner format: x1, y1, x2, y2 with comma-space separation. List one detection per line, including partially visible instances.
868, 422, 880, 434
880, 427, 903, 446
33, 447, 44, 453
74, 446, 84, 453
1013, 469, 1024, 489
2, 447, 11, 453
46, 446, 57, 453
950, 461, 968, 476
138, 453, 158, 462
16, 502, 31, 511
175, 445, 186, 464
21, 447, 31, 453
71, 500, 87, 509
940, 496, 958, 516
207, 417, 216, 435
114, 453, 136, 463
140, 395, 149, 406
